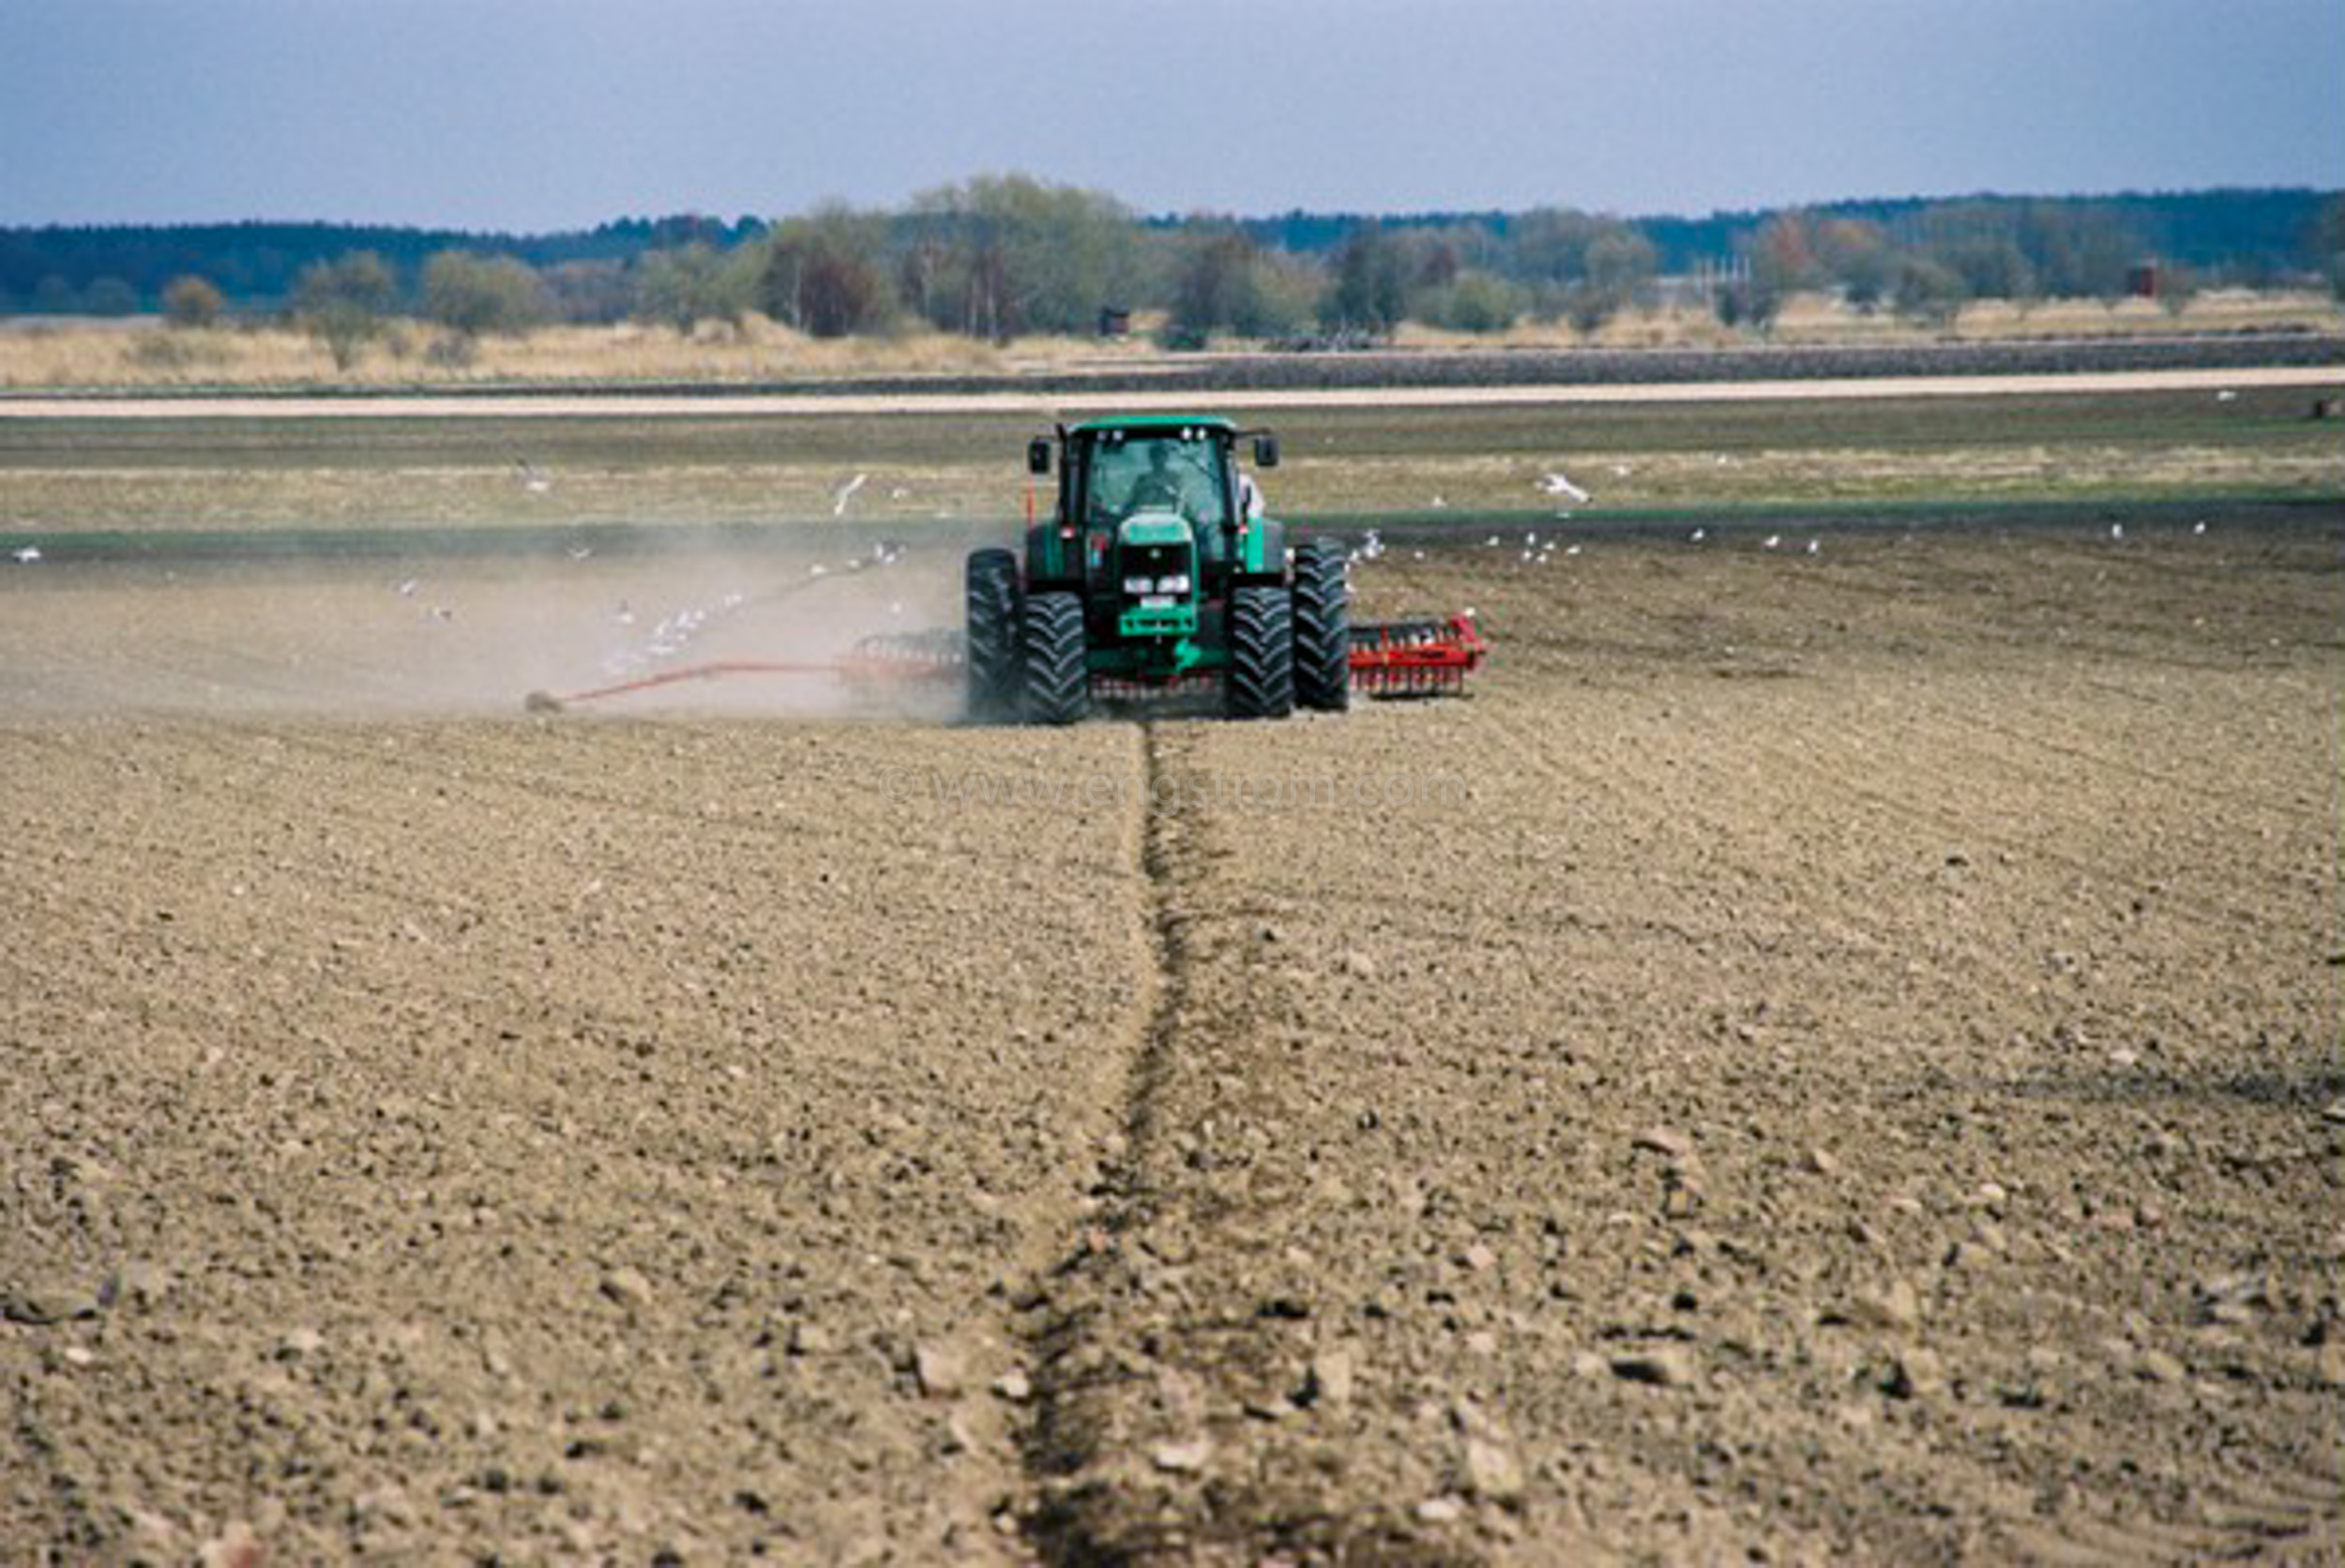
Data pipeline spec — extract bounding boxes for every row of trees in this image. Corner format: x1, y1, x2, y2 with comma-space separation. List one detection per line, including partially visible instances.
61, 180, 2345, 360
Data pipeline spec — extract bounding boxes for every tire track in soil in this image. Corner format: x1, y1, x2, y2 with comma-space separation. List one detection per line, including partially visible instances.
1014, 717, 1188, 1563
1010, 718, 1449, 1565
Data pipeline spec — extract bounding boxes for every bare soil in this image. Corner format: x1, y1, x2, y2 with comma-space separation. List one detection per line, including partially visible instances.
4, 511, 2340, 1564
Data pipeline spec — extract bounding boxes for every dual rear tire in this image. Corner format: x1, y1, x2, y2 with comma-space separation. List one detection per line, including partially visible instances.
1291, 538, 1350, 714
1228, 538, 1349, 719
1225, 585, 1294, 720
964, 549, 1021, 721
966, 551, 1088, 726
1020, 591, 1092, 726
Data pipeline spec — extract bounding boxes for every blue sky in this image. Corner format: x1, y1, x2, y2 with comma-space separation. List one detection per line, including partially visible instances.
3, 0, 2338, 229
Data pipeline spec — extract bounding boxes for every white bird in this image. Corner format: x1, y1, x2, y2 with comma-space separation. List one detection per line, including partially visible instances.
395, 577, 419, 596
1520, 549, 1536, 562
1430, 494, 1447, 509
1486, 535, 1502, 548
2216, 389, 2237, 402
615, 600, 635, 626
832, 473, 868, 517
1763, 534, 1781, 550
1524, 531, 1537, 548
567, 546, 593, 561
1565, 543, 1583, 556
1539, 472, 1591, 505
2192, 520, 2208, 535
809, 563, 828, 577
13, 546, 42, 565
1611, 462, 1635, 478
889, 486, 910, 500
514, 459, 552, 494
1689, 527, 1707, 543
1806, 537, 1821, 555
2109, 522, 2125, 541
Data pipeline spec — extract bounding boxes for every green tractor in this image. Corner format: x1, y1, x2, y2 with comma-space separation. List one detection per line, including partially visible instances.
964, 415, 1349, 724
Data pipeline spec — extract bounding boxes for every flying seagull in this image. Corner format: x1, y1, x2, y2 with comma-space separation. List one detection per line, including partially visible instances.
832, 473, 869, 517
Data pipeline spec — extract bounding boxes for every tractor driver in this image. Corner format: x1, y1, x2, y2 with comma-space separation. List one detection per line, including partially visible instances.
1125, 442, 1187, 515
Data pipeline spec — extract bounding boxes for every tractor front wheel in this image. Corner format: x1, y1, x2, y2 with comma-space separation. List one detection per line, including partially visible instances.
1292, 538, 1350, 713
964, 549, 1020, 721
1020, 590, 1092, 725
1225, 584, 1294, 720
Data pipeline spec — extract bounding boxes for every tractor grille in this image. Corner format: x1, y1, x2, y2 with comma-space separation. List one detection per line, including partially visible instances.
1119, 542, 1195, 606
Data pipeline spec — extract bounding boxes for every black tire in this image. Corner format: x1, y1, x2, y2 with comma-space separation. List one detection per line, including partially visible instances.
1291, 538, 1350, 713
1225, 584, 1294, 720
1020, 591, 1092, 725
964, 549, 1021, 720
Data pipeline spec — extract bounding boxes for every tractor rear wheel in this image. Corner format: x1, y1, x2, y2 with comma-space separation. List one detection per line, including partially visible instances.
1020, 590, 1092, 725
1225, 584, 1294, 720
1292, 537, 1350, 713
964, 549, 1020, 720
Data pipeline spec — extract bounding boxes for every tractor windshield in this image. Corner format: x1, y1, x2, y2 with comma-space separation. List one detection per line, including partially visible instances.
1083, 430, 1231, 532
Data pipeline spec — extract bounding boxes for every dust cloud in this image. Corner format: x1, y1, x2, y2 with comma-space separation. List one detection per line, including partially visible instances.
0, 535, 976, 721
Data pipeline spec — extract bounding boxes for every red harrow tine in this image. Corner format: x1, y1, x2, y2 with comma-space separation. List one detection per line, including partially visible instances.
526, 632, 964, 712
1348, 612, 1487, 696
834, 630, 965, 695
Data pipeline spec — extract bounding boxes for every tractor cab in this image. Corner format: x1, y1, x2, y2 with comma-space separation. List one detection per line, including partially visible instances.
1027, 417, 1279, 604
1081, 425, 1233, 540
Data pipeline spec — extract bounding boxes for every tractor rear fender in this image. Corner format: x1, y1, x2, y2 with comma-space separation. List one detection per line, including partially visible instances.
1024, 521, 1078, 590
1231, 516, 1286, 583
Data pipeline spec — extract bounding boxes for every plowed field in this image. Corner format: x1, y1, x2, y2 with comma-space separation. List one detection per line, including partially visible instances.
5, 512, 2340, 1564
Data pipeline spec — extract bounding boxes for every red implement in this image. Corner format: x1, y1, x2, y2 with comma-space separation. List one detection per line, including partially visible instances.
1347, 613, 1488, 696
526, 619, 1487, 711
523, 633, 961, 713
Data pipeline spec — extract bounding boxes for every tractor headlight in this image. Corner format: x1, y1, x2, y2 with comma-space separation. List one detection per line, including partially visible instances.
1158, 574, 1190, 595
1123, 576, 1154, 595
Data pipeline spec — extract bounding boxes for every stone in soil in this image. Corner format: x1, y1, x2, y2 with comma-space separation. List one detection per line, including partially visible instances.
1305, 1348, 1356, 1410
914, 1341, 966, 1399
1611, 1347, 1697, 1387
1885, 1348, 1947, 1400
1464, 1438, 1525, 1504
1152, 1437, 1214, 1473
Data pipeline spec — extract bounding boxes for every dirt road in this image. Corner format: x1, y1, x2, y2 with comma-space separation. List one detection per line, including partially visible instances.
4, 513, 2340, 1562
2, 364, 2338, 422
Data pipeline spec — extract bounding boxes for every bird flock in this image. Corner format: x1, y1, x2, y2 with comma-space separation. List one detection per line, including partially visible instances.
592, 537, 913, 681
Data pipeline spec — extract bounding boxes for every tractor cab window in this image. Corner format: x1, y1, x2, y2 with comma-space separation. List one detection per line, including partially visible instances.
1084, 431, 1231, 535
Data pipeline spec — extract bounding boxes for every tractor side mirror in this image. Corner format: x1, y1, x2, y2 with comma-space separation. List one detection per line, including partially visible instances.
1027, 439, 1052, 475
1252, 433, 1280, 469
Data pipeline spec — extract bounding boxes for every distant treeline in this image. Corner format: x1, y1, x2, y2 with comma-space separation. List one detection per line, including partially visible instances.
1214, 188, 2337, 279
6, 182, 2338, 354
0, 214, 764, 315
